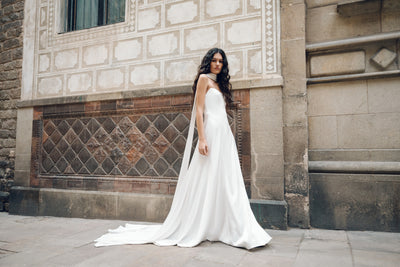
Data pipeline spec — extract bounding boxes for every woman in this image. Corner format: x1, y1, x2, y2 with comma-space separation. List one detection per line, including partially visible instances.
95, 48, 272, 249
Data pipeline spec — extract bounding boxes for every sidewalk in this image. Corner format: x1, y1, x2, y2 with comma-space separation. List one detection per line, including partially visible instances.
0, 213, 399, 267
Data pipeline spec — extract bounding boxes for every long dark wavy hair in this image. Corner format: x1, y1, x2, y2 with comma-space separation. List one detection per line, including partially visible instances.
192, 48, 233, 104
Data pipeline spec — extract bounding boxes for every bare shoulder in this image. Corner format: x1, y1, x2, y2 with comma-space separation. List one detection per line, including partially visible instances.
198, 74, 208, 82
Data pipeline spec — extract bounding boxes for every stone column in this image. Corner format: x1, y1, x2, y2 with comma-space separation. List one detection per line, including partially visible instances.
280, 0, 309, 228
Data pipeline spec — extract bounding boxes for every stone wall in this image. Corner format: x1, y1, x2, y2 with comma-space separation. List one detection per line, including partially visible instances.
0, 0, 24, 211
11, 0, 288, 229
306, 0, 400, 232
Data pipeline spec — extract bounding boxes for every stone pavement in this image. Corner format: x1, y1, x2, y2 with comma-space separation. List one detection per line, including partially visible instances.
0, 213, 399, 267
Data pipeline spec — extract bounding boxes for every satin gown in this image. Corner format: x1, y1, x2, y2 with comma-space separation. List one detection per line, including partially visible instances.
94, 88, 272, 249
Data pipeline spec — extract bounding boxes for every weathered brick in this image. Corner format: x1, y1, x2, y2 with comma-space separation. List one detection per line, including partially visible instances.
0, 80, 20, 90
0, 130, 11, 138
6, 27, 22, 38
1, 119, 16, 130
0, 139, 16, 148
13, 1, 25, 12
11, 47, 22, 59
3, 20, 22, 31
0, 70, 19, 81
3, 4, 13, 15
0, 51, 12, 64
0, 109, 16, 118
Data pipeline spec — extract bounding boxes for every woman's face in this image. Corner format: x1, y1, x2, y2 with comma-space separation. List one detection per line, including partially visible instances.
210, 53, 223, 74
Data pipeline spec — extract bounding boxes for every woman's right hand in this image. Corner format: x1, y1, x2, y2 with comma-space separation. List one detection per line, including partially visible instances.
198, 139, 208, 156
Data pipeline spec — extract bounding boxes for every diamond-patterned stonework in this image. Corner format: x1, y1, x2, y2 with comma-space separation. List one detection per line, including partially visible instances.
31, 92, 250, 195
40, 112, 197, 177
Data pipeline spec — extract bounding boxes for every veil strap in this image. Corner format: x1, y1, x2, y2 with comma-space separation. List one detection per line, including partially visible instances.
178, 92, 197, 180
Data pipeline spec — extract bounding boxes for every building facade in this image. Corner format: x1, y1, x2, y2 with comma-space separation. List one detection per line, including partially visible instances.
4, 0, 400, 231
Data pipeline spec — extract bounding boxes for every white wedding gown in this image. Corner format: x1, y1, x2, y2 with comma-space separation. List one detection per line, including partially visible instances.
94, 88, 272, 249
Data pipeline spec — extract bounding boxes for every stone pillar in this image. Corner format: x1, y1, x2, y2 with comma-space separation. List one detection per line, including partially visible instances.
0, 0, 25, 211
280, 0, 310, 228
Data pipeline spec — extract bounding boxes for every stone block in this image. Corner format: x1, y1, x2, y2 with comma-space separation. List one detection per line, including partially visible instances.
310, 173, 400, 232
225, 18, 261, 48
165, 57, 198, 85
306, 5, 380, 43
166, 0, 199, 26
308, 116, 338, 149
252, 176, 284, 201
310, 51, 365, 77
283, 125, 308, 163
9, 186, 39, 216
285, 192, 310, 228
205, 0, 242, 19
370, 47, 397, 69
184, 24, 219, 53
37, 76, 63, 97
253, 153, 284, 178
117, 193, 173, 223
38, 189, 118, 219
337, 113, 400, 149
283, 95, 307, 126
138, 6, 161, 31
367, 77, 400, 113
281, 39, 306, 82
250, 199, 288, 230
67, 72, 92, 93
147, 31, 179, 57
284, 163, 309, 195
307, 80, 368, 116
382, 11, 400, 32
54, 49, 78, 70
129, 63, 160, 87
280, 2, 305, 40
96, 68, 125, 91
83, 45, 109, 66
113, 38, 142, 62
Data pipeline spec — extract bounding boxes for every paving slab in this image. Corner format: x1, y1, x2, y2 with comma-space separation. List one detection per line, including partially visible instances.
0, 213, 399, 267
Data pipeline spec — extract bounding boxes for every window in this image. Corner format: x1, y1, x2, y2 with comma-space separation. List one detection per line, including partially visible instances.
64, 0, 125, 32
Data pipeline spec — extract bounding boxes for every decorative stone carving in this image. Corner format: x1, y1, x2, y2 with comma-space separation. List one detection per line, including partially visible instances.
138, 6, 161, 31
205, 0, 242, 18
226, 18, 261, 46
166, 1, 199, 25
68, 73, 92, 93
114, 39, 142, 62
83, 45, 108, 66
248, 49, 262, 74
370, 47, 397, 69
38, 76, 63, 97
130, 64, 160, 86
185, 25, 219, 52
97, 68, 125, 91
55, 49, 79, 70
39, 54, 50, 73
148, 32, 179, 57
165, 58, 198, 84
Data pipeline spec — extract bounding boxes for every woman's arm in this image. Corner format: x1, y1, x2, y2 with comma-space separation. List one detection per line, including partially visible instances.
195, 74, 208, 156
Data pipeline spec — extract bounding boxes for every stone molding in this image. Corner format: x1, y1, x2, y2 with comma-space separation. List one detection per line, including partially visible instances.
17, 76, 283, 108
